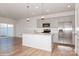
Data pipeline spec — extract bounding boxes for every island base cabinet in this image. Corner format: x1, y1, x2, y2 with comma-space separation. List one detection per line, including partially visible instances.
22, 34, 53, 52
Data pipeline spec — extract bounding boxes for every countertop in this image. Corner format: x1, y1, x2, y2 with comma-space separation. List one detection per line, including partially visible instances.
22, 32, 54, 36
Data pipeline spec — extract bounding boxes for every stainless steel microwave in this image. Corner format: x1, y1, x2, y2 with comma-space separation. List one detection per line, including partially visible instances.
42, 23, 50, 27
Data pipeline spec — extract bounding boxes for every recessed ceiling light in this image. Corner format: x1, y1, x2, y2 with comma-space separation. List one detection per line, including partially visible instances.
26, 18, 30, 20
67, 5, 71, 8
41, 16, 44, 18
35, 6, 39, 8
41, 16, 45, 20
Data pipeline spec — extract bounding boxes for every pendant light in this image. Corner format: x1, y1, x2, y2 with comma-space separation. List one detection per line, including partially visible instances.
41, 3, 45, 20
26, 5, 30, 22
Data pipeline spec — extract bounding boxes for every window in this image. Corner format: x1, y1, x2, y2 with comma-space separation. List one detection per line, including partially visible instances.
0, 23, 14, 37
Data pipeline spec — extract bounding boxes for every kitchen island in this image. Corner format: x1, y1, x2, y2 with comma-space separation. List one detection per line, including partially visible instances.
22, 33, 53, 52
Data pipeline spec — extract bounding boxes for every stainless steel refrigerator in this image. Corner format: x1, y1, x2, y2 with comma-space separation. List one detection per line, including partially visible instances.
58, 22, 73, 44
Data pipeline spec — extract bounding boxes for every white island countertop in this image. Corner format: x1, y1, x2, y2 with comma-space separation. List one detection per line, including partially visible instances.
23, 32, 54, 36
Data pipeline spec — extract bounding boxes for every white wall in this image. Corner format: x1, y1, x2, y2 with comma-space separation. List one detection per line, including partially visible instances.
15, 17, 37, 37
75, 4, 79, 55
0, 17, 15, 24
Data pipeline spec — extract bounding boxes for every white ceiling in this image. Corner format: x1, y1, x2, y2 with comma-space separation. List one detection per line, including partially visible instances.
0, 3, 75, 20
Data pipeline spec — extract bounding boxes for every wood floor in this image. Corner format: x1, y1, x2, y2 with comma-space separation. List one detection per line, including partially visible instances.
0, 37, 76, 56
12, 44, 76, 56
52, 44, 75, 56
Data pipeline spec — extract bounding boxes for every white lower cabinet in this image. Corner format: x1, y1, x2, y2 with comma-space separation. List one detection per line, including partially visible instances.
22, 34, 53, 52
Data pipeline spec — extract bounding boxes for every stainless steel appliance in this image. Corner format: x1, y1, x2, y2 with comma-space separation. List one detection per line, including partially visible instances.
58, 22, 72, 44
43, 29, 51, 33
42, 23, 50, 27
